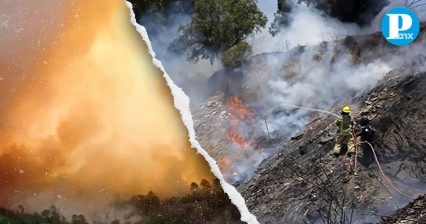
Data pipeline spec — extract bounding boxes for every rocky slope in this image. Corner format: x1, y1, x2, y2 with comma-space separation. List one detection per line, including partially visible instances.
192, 92, 282, 183
381, 194, 426, 224
193, 52, 426, 224
191, 23, 426, 223
236, 70, 426, 223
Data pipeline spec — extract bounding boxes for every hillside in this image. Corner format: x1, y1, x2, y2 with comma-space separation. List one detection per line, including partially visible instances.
237, 70, 426, 223
193, 27, 426, 222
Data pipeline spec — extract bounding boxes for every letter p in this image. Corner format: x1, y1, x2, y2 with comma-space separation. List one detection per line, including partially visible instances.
386, 14, 412, 39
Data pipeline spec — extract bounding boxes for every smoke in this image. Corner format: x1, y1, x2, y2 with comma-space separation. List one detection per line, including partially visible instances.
134, 0, 426, 108
137, 6, 222, 106
251, 0, 426, 54
366, 0, 426, 34
249, 0, 361, 54
0, 0, 214, 218
240, 0, 426, 135
238, 1, 426, 221
129, 0, 426, 186
215, 0, 426, 182
252, 44, 426, 137
344, 159, 426, 224
125, 1, 426, 222
260, 48, 392, 135
0, 0, 67, 113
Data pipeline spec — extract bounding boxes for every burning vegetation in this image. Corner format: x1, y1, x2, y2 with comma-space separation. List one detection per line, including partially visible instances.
225, 96, 256, 149
193, 93, 270, 183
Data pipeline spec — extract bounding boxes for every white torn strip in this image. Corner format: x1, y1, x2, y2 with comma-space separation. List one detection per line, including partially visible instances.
124, 1, 259, 223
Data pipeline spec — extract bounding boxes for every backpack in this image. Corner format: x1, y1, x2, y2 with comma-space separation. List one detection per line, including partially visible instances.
361, 125, 375, 143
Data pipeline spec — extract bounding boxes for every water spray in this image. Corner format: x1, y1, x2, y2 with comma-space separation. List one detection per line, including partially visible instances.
267, 103, 340, 118
262, 102, 340, 139
263, 103, 412, 199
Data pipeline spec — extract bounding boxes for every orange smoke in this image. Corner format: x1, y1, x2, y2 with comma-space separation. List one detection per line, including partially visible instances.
0, 0, 213, 216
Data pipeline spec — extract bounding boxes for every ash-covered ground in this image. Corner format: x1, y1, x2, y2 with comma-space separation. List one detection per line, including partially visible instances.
192, 29, 426, 223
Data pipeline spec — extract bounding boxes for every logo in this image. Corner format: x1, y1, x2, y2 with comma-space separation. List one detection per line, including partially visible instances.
381, 7, 420, 46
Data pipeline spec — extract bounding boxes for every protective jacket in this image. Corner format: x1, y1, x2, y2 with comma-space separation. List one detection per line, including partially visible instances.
336, 114, 353, 137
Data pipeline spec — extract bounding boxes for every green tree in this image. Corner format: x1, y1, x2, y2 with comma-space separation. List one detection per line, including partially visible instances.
221, 41, 252, 69
269, 0, 292, 36
170, 0, 267, 63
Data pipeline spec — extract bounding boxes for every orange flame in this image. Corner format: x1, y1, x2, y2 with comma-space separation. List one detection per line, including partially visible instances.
225, 96, 255, 148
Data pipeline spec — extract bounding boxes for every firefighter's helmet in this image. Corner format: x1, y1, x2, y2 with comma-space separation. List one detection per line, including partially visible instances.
342, 106, 351, 113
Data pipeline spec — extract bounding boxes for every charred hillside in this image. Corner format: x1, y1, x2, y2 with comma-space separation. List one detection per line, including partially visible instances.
191, 19, 426, 223
381, 194, 426, 224
236, 71, 426, 223
195, 25, 426, 180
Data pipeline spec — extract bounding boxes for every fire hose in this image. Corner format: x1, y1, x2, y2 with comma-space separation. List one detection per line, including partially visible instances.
352, 140, 413, 198
265, 103, 413, 198
344, 130, 412, 198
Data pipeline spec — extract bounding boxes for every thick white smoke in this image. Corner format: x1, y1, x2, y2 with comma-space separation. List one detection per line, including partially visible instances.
224, 0, 426, 182
261, 47, 392, 135
243, 0, 426, 136
250, 0, 361, 54
138, 0, 426, 183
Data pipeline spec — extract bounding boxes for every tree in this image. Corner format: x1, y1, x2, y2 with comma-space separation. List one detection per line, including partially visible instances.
71, 214, 89, 224
269, 0, 292, 36
169, 0, 267, 63
190, 182, 199, 192
131, 191, 161, 216
127, 0, 195, 36
221, 41, 252, 69
40, 206, 68, 224
200, 179, 212, 190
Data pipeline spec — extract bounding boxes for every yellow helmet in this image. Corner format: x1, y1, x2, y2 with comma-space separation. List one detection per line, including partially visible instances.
342, 106, 351, 113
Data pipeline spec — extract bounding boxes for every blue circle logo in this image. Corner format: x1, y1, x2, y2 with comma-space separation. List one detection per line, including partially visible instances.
381, 7, 420, 46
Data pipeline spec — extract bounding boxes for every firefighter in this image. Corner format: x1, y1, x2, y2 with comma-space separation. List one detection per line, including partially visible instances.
356, 116, 375, 167
333, 106, 354, 157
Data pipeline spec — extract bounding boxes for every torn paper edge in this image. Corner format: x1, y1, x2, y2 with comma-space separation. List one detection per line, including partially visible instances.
124, 1, 259, 224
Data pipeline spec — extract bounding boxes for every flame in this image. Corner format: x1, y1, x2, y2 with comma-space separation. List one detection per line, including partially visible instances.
218, 96, 259, 180
217, 157, 238, 180
225, 96, 255, 148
